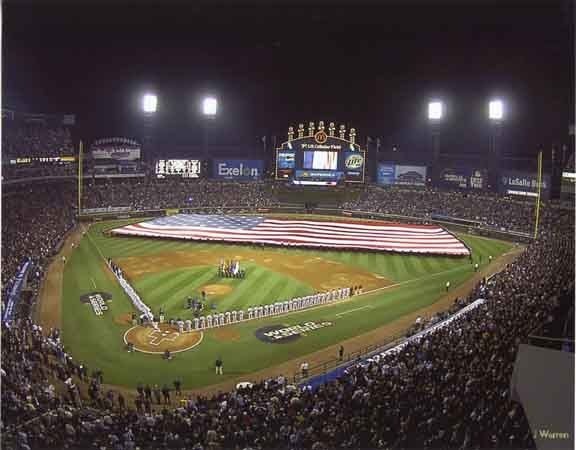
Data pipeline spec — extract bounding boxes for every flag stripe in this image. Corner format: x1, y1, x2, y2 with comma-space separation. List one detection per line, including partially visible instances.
111, 214, 470, 256
131, 222, 458, 243
116, 226, 466, 248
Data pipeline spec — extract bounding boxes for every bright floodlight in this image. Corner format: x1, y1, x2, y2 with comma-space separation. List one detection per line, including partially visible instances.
202, 97, 218, 116
489, 99, 504, 121
428, 101, 443, 120
142, 94, 157, 113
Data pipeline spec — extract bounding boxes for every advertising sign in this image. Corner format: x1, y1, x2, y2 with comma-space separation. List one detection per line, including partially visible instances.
377, 163, 396, 185
91, 137, 141, 160
438, 168, 487, 189
439, 168, 469, 189
377, 163, 427, 186
343, 151, 365, 182
295, 170, 343, 180
213, 159, 264, 180
277, 151, 295, 169
8, 156, 76, 165
276, 150, 295, 179
469, 169, 487, 190
92, 148, 141, 160
499, 171, 550, 198
561, 171, 575, 197
156, 160, 201, 178
394, 165, 427, 186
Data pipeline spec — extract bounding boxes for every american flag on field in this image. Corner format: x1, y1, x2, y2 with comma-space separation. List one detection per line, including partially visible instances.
111, 214, 470, 256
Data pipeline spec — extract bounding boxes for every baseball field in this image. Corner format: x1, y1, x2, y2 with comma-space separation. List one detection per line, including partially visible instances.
40, 215, 514, 392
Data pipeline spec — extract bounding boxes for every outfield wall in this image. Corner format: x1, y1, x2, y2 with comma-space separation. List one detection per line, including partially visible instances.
2, 258, 32, 325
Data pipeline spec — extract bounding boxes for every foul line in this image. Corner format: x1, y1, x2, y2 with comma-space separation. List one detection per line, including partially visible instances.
82, 223, 156, 326
335, 305, 372, 317
81, 223, 108, 263
278, 253, 520, 320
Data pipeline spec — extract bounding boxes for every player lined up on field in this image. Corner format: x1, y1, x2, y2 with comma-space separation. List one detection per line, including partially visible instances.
142, 285, 363, 332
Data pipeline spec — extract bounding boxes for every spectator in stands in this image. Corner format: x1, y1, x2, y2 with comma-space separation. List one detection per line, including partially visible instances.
81, 178, 279, 212
2, 118, 73, 158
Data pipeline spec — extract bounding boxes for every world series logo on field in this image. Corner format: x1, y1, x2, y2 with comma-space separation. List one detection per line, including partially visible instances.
255, 321, 334, 343
80, 292, 112, 316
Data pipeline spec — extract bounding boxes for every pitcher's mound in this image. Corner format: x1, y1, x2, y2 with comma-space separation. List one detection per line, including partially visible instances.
200, 284, 233, 296
124, 323, 203, 354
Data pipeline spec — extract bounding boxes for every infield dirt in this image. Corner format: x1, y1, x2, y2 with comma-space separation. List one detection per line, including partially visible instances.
125, 323, 203, 353
117, 248, 394, 292
36, 226, 85, 331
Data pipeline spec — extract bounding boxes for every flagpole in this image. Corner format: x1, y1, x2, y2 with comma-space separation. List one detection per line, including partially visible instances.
533, 150, 543, 239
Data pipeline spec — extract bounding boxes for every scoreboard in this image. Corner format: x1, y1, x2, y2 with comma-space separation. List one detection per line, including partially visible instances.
155, 159, 201, 178
275, 129, 365, 185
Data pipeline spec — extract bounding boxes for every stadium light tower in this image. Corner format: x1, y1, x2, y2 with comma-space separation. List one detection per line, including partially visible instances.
140, 93, 158, 162
202, 96, 218, 118
428, 100, 444, 121
488, 99, 504, 122
428, 100, 444, 162
142, 93, 158, 114
488, 98, 504, 156
201, 96, 218, 161
488, 98, 505, 191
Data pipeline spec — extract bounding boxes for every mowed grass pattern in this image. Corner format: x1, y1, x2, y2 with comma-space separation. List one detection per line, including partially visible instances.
60, 218, 513, 389
133, 264, 312, 318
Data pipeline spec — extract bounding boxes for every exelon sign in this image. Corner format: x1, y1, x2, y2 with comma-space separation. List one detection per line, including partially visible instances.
212, 160, 264, 180
218, 163, 259, 177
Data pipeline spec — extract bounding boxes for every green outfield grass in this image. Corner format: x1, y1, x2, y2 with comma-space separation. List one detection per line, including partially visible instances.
60, 217, 513, 389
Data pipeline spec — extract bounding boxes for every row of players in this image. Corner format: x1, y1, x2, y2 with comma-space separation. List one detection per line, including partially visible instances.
109, 259, 155, 322
145, 286, 362, 332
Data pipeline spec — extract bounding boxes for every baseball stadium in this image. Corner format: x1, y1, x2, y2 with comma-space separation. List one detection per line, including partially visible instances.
2, 2, 574, 450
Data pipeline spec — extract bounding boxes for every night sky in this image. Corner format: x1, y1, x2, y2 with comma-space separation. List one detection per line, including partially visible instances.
3, 0, 574, 159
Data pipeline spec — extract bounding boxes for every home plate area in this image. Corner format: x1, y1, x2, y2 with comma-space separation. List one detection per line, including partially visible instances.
124, 323, 203, 354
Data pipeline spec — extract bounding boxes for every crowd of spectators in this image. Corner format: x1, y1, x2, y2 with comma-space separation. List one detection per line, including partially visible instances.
1, 183, 76, 318
79, 180, 540, 234
77, 180, 528, 233
81, 179, 279, 211
2, 121, 74, 157
342, 185, 537, 233
1, 181, 573, 450
2, 164, 77, 182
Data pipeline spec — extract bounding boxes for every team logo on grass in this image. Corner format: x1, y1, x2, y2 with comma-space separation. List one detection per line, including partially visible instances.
80, 292, 112, 316
146, 328, 179, 346
255, 321, 333, 343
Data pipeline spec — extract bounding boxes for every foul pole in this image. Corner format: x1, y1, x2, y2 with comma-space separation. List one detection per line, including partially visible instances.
78, 141, 83, 214
533, 150, 543, 239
